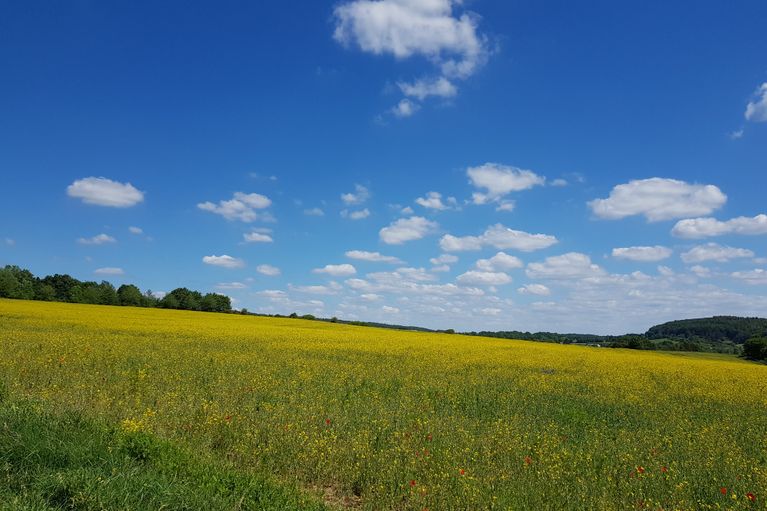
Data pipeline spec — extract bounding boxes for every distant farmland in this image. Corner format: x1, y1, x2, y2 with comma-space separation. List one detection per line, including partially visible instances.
1, 299, 765, 510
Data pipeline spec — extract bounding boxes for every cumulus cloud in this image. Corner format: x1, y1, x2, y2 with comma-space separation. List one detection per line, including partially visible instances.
415, 191, 453, 210
456, 270, 512, 286
745, 82, 767, 122
526, 253, 605, 280
67, 177, 144, 207
94, 267, 124, 275
731, 268, 767, 285
391, 99, 420, 118
243, 231, 274, 243
689, 265, 712, 278
380, 216, 438, 244
257, 264, 281, 276
612, 246, 672, 262
398, 76, 457, 100
202, 255, 245, 269
588, 178, 726, 222
341, 208, 371, 220
304, 207, 325, 216
216, 282, 248, 290
467, 163, 545, 205
198, 192, 272, 222
430, 254, 458, 265
551, 178, 568, 187
382, 305, 400, 314
680, 243, 754, 263
128, 226, 143, 235
475, 252, 524, 272
77, 234, 116, 245
341, 184, 370, 205
346, 250, 403, 264
671, 214, 767, 239
440, 224, 558, 252
313, 264, 357, 277
517, 283, 551, 296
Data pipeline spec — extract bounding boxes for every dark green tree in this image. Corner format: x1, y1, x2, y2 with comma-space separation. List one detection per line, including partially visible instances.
117, 284, 144, 306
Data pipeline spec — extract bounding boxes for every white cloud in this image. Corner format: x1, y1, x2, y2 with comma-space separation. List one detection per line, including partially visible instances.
551, 178, 568, 187
216, 282, 248, 290
430, 264, 451, 272
440, 224, 558, 252
257, 264, 281, 276
341, 184, 370, 205
67, 177, 144, 208
346, 250, 403, 264
380, 216, 438, 244
526, 253, 605, 280
398, 76, 457, 100
401, 206, 414, 215
360, 293, 382, 301
243, 232, 274, 243
430, 254, 458, 265
612, 246, 673, 262
382, 305, 400, 314
745, 82, 767, 122
202, 255, 245, 269
128, 226, 143, 235
495, 201, 515, 212
588, 178, 727, 222
391, 98, 420, 118
341, 208, 371, 220
77, 234, 116, 245
729, 129, 744, 140
680, 243, 754, 263
517, 284, 551, 296
198, 192, 272, 222
313, 263, 357, 277
415, 191, 451, 210
671, 214, 767, 238
467, 163, 545, 204
290, 284, 341, 295
475, 252, 524, 272
258, 289, 287, 299
333, 0, 487, 80
94, 267, 124, 276
457, 270, 512, 286
304, 207, 325, 216
689, 265, 712, 278
731, 268, 767, 285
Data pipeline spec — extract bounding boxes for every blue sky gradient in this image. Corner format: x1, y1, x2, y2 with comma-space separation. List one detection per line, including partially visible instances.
2, 1, 766, 333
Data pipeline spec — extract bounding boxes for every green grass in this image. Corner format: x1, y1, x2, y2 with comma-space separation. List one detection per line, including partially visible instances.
0, 390, 328, 511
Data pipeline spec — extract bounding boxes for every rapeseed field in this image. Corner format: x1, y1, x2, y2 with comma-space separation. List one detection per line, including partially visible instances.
1, 299, 765, 510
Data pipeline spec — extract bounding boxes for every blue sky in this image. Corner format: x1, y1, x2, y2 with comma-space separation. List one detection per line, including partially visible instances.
1, 0, 766, 334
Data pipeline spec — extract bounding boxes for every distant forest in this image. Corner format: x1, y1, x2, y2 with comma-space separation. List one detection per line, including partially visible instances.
0, 265, 231, 313
1, 264, 766, 361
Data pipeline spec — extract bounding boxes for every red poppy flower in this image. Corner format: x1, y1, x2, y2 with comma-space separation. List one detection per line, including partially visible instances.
459, 469, 465, 476
224, 415, 232, 422
661, 466, 668, 473
747, 492, 756, 502
720, 487, 727, 495
410, 480, 417, 487
524, 456, 532, 465
325, 418, 331, 425
637, 466, 645, 474
426, 434, 432, 442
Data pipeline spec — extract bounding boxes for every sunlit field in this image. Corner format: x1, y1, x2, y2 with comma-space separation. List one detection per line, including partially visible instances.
1, 299, 766, 510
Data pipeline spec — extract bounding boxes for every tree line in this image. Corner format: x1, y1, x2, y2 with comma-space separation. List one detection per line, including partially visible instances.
0, 265, 231, 313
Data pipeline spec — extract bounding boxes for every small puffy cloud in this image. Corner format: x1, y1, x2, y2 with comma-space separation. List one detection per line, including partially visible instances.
657, 265, 674, 277
457, 270, 512, 286
440, 224, 557, 252
382, 305, 400, 314
380, 216, 438, 245
526, 253, 605, 280
313, 263, 357, 277
680, 243, 754, 263
475, 251, 524, 272
67, 177, 144, 207
467, 163, 545, 204
729, 129, 744, 140
198, 192, 272, 222
551, 178, 568, 187
689, 265, 712, 278
671, 214, 767, 239
745, 82, 767, 122
430, 264, 451, 272
415, 191, 451, 210
94, 267, 124, 276
341, 184, 370, 205
346, 250, 403, 264
341, 208, 371, 220
401, 206, 414, 215
588, 178, 726, 222
243, 232, 274, 243
290, 284, 341, 295
258, 289, 287, 299
202, 255, 245, 269
360, 293, 382, 301
391, 99, 420, 118
495, 201, 515, 212
257, 264, 281, 276
128, 226, 143, 235
216, 282, 248, 290
518, 283, 551, 296
398, 76, 457, 100
731, 268, 767, 285
78, 234, 116, 245
304, 207, 325, 216
430, 254, 458, 265
333, 0, 487, 80
612, 246, 672, 262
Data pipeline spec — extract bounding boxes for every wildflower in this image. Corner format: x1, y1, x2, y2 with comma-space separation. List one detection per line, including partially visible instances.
747, 493, 756, 502
459, 469, 465, 476
661, 466, 668, 473
325, 418, 331, 425
524, 456, 532, 466
224, 415, 232, 422
720, 487, 727, 495
426, 434, 432, 442
637, 466, 645, 474
410, 480, 417, 487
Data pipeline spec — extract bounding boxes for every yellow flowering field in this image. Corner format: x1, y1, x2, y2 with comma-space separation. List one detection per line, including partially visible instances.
1, 298, 766, 510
